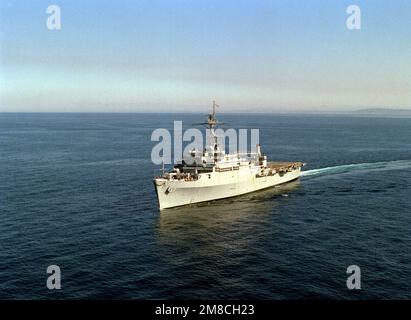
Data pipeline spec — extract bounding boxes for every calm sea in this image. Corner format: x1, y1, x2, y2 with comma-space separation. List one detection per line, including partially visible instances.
1, 113, 411, 299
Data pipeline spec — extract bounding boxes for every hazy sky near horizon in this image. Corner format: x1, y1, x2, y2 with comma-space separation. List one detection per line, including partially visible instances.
0, 0, 410, 112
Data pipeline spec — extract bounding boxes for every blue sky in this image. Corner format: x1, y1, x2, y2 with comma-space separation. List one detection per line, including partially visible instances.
0, 0, 410, 112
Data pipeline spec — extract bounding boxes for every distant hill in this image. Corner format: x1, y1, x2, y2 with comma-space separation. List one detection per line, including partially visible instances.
355, 108, 411, 116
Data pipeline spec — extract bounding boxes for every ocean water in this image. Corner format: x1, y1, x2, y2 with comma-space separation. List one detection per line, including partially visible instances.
1, 112, 411, 299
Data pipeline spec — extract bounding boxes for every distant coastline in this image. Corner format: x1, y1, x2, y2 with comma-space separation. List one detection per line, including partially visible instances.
352, 108, 411, 118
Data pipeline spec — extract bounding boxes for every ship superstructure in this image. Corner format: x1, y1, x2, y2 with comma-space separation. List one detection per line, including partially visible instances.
153, 101, 304, 210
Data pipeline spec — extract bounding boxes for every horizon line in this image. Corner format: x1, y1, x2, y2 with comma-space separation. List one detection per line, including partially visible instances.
1, 108, 411, 116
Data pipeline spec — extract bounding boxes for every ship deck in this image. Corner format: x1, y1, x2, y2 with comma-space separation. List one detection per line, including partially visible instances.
267, 161, 304, 170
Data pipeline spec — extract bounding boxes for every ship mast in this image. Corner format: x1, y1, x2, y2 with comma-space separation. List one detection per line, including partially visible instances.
194, 100, 223, 164
207, 100, 219, 129
206, 100, 220, 163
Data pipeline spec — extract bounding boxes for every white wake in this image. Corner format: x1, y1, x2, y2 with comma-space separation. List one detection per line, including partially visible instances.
301, 160, 411, 178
